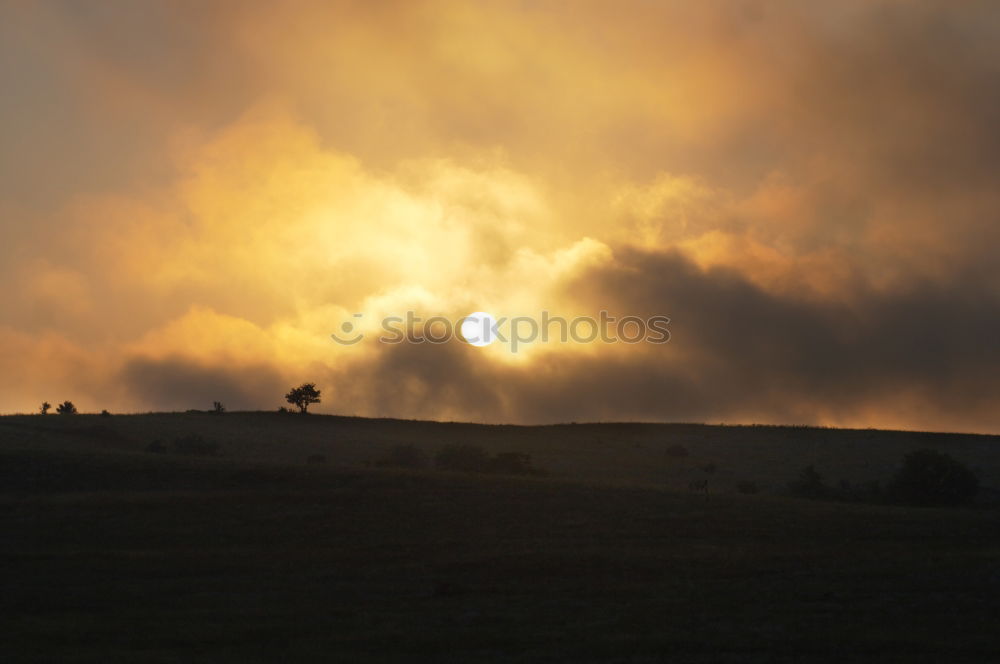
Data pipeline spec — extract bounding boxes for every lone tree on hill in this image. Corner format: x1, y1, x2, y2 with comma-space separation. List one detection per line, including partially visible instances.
56, 401, 78, 415
285, 383, 321, 414
39, 401, 51, 415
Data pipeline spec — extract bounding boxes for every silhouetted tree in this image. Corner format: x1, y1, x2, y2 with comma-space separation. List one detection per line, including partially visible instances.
285, 383, 321, 414
213, 401, 226, 414
39, 402, 51, 415
100, 409, 112, 417
55, 401, 77, 415
888, 448, 979, 507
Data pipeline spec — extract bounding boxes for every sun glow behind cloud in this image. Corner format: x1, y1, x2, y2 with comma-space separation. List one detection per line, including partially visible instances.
1, 1, 999, 431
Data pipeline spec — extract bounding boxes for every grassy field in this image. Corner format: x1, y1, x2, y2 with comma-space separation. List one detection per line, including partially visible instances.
2, 413, 1000, 662
3, 411, 999, 492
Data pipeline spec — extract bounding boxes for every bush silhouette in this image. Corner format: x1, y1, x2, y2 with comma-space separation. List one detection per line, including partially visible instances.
376, 444, 429, 469
888, 449, 979, 507
56, 401, 78, 415
100, 409, 112, 417
146, 440, 168, 454
212, 401, 226, 414
435, 444, 491, 473
487, 452, 536, 475
285, 383, 321, 414
39, 402, 51, 415
788, 465, 830, 499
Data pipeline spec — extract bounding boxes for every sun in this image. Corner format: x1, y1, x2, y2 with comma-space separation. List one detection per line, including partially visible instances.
460, 312, 498, 347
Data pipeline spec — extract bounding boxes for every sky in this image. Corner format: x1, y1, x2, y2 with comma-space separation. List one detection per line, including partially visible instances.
1, 0, 999, 432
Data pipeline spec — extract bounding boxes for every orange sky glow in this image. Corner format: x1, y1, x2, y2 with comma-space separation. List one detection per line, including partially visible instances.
2, 1, 999, 432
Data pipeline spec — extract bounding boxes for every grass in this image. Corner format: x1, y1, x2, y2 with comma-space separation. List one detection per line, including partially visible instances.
2, 413, 999, 662
3, 411, 999, 492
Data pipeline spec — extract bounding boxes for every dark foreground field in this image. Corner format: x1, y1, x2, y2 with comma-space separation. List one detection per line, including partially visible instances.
2, 414, 1000, 662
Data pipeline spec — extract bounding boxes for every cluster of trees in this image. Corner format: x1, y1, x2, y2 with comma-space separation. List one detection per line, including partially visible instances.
36, 382, 323, 417
38, 401, 77, 415
788, 448, 980, 507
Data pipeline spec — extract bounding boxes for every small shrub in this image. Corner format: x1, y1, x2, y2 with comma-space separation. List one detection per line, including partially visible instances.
788, 465, 830, 500
277, 406, 289, 414
56, 401, 78, 415
212, 401, 226, 414
39, 402, 51, 415
737, 480, 759, 494
171, 434, 219, 457
665, 444, 689, 458
376, 444, 429, 469
487, 452, 538, 475
435, 444, 491, 473
146, 440, 168, 454
888, 448, 979, 507
100, 409, 112, 417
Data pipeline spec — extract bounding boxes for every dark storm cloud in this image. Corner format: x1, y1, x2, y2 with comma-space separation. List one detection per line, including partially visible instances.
574, 249, 1000, 401
322, 248, 1000, 431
